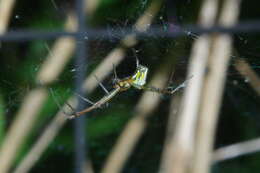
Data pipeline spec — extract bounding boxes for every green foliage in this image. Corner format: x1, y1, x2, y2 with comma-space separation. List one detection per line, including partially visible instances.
92, 0, 152, 25
87, 107, 131, 139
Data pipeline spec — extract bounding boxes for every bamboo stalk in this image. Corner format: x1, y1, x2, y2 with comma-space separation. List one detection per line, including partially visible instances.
0, 88, 47, 173
211, 59, 260, 163
13, 97, 75, 173
213, 137, 260, 162
234, 58, 260, 95
161, 0, 219, 172
0, 0, 15, 33
36, 13, 77, 84
0, 0, 15, 147
159, 92, 182, 172
191, 1, 242, 173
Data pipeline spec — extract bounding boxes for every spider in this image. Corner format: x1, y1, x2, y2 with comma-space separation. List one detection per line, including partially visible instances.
51, 59, 192, 119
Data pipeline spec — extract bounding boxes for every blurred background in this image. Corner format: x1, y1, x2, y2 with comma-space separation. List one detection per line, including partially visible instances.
0, 0, 260, 173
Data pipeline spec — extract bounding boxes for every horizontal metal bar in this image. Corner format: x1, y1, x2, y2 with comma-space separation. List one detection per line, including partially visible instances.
0, 20, 260, 41
0, 31, 77, 41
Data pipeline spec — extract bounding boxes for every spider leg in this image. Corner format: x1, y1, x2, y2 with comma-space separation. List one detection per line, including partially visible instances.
141, 84, 182, 95
49, 88, 76, 116
74, 92, 94, 105
72, 74, 110, 113
94, 74, 109, 94
132, 48, 140, 68
136, 57, 139, 68
69, 86, 121, 119
113, 64, 118, 80
141, 85, 164, 94
141, 76, 193, 95
167, 75, 194, 94
167, 83, 185, 94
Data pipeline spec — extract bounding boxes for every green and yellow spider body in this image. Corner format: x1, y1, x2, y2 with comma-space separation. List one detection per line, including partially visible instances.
130, 64, 148, 89
114, 64, 148, 91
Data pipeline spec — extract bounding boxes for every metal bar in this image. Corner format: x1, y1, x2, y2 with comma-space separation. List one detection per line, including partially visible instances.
1, 21, 260, 41
74, 0, 88, 172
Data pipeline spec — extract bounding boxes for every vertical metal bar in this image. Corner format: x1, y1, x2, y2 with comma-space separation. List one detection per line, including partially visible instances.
74, 0, 88, 172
